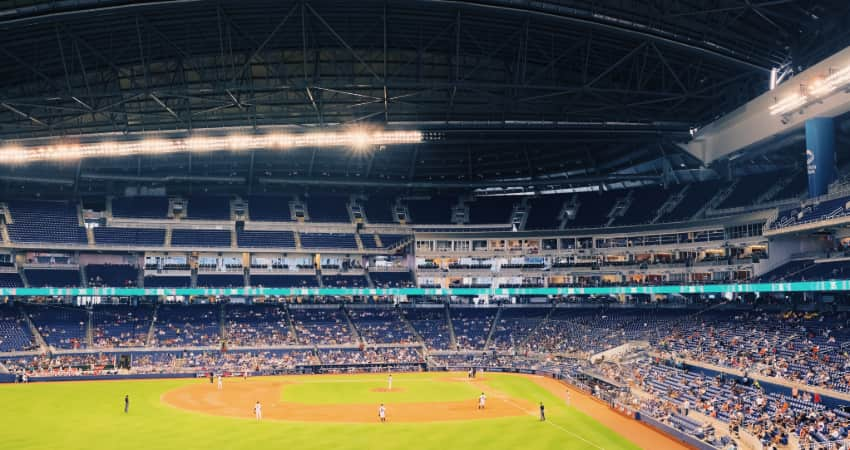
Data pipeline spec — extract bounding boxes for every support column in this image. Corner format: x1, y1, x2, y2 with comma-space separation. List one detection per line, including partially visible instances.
805, 118, 836, 198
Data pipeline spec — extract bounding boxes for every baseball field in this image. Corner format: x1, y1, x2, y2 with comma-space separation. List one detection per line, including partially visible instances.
0, 372, 686, 449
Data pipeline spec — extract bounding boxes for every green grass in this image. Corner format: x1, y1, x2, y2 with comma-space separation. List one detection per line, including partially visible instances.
0, 373, 641, 450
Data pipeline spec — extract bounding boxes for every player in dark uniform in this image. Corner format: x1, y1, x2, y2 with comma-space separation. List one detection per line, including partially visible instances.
539, 402, 545, 421
124, 395, 129, 413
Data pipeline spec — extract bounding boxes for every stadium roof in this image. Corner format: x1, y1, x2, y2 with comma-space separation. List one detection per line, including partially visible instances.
0, 0, 847, 190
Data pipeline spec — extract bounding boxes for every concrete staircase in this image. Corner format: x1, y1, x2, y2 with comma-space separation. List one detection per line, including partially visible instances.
398, 309, 425, 345
652, 184, 688, 223
341, 306, 363, 345
445, 305, 457, 349
482, 307, 502, 350
18, 305, 48, 352
145, 304, 159, 347
85, 308, 94, 347
285, 305, 300, 345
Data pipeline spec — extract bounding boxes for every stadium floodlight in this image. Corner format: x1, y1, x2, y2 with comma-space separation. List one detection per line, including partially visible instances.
809, 66, 850, 97
768, 93, 807, 116
0, 128, 424, 164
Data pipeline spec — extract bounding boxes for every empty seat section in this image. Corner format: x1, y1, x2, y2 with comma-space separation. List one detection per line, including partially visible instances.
0, 305, 34, 351
0, 272, 24, 287
568, 191, 621, 228
7, 200, 87, 244
236, 230, 296, 248
24, 269, 81, 287
525, 195, 567, 230
717, 172, 780, 209
111, 196, 169, 219
406, 196, 454, 224
143, 276, 191, 288
186, 196, 231, 220
171, 229, 231, 247
611, 186, 671, 226
467, 197, 516, 224
364, 194, 397, 223
306, 194, 350, 222
196, 274, 245, 288
248, 195, 292, 221
767, 171, 807, 201
379, 234, 409, 248
86, 264, 139, 287
249, 274, 319, 287
359, 234, 379, 249
94, 227, 166, 246
299, 233, 357, 249
659, 180, 723, 222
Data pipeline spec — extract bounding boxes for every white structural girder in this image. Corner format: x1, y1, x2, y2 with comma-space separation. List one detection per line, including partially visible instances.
685, 45, 850, 164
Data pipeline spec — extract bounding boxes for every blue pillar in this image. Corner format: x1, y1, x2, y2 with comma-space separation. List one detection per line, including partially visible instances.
805, 117, 836, 198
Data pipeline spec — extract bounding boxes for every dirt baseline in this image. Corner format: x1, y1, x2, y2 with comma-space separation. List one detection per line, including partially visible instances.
161, 379, 534, 423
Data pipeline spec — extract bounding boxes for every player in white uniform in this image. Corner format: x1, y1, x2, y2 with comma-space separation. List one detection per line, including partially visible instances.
478, 392, 486, 410
217, 374, 223, 390
388, 374, 394, 391
378, 404, 387, 422
254, 401, 262, 421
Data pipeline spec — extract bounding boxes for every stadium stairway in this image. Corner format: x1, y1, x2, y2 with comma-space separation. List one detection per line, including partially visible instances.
0, 221, 9, 244
342, 307, 363, 345
293, 231, 302, 250
145, 304, 159, 347
446, 305, 457, 349
164, 227, 173, 247
483, 307, 502, 350
285, 306, 301, 345
85, 227, 95, 246
18, 304, 48, 352
354, 233, 364, 251
363, 271, 376, 288
85, 308, 93, 347
373, 234, 383, 247
80, 265, 89, 288
399, 310, 425, 346
219, 303, 227, 342
653, 185, 688, 223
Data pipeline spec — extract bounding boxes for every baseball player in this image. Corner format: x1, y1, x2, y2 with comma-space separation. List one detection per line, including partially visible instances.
217, 374, 223, 390
124, 395, 129, 414
254, 401, 262, 421
387, 374, 393, 391
539, 402, 546, 421
478, 392, 486, 410
378, 403, 387, 422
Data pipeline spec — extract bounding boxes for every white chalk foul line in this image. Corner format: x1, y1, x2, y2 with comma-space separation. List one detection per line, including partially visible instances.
465, 378, 606, 450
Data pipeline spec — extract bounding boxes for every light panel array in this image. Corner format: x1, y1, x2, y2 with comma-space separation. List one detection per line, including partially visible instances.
769, 64, 850, 116
0, 129, 424, 164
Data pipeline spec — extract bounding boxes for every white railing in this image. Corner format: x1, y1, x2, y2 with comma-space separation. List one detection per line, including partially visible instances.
799, 439, 850, 450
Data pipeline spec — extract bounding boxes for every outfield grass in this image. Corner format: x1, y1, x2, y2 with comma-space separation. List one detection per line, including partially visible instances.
0, 373, 641, 450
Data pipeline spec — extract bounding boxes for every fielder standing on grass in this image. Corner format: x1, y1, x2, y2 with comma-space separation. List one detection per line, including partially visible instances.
539, 402, 546, 421
478, 392, 486, 410
378, 403, 387, 422
387, 373, 393, 391
124, 395, 129, 414
254, 401, 262, 421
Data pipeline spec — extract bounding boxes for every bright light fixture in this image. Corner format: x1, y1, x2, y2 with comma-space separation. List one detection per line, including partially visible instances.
768, 93, 807, 116
0, 129, 423, 164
